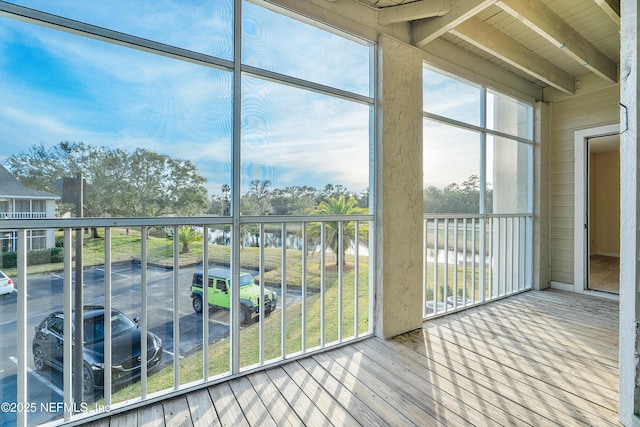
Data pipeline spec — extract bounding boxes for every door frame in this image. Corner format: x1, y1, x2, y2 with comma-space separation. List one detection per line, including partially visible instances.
573, 123, 619, 296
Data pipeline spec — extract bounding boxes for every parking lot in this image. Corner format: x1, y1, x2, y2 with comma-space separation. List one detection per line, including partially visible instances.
0, 263, 294, 426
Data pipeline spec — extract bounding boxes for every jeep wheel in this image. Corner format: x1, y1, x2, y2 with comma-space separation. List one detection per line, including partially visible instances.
192, 295, 203, 313
239, 304, 251, 325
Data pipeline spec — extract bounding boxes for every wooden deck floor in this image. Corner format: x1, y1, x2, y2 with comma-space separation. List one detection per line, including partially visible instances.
90, 290, 620, 426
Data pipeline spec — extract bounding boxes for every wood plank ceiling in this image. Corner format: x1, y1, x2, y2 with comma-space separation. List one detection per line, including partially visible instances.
353, 0, 620, 96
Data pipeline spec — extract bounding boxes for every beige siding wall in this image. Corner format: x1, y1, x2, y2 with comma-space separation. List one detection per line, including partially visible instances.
549, 84, 619, 285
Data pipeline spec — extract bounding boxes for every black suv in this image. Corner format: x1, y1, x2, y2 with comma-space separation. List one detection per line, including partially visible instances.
32, 306, 163, 397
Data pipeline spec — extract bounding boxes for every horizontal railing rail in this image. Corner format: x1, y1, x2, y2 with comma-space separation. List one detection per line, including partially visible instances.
6, 215, 373, 426
423, 213, 533, 318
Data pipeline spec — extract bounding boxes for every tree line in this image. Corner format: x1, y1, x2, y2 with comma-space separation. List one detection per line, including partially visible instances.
7, 142, 368, 218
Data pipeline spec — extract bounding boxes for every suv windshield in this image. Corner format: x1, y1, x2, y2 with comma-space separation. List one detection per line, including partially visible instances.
83, 312, 137, 343
239, 275, 253, 287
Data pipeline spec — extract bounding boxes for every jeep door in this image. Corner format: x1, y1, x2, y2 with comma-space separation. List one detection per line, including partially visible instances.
210, 278, 230, 308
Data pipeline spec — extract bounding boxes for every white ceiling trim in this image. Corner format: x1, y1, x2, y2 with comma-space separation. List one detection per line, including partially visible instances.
496, 0, 618, 83
451, 17, 575, 94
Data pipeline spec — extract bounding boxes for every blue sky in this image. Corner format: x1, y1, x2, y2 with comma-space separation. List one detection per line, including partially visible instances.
0, 1, 371, 196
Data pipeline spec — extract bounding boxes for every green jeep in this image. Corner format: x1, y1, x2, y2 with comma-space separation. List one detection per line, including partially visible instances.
190, 268, 277, 325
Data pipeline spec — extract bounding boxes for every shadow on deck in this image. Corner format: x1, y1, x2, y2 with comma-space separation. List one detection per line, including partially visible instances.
87, 289, 620, 426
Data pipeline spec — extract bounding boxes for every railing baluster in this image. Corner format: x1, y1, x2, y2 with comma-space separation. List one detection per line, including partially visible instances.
511, 217, 515, 294
259, 223, 265, 365
16, 230, 27, 427
354, 221, 359, 338
433, 219, 439, 314
320, 222, 326, 348
443, 219, 449, 312
472, 218, 476, 304
463, 218, 467, 307
338, 221, 343, 343
453, 218, 458, 309
301, 223, 307, 351
104, 227, 113, 406
141, 226, 149, 396
281, 223, 287, 358
63, 229, 72, 422
173, 225, 179, 390
423, 218, 428, 318
202, 225, 209, 378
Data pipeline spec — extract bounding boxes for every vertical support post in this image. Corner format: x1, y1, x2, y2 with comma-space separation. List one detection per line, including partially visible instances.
230, 0, 242, 376
620, 0, 640, 422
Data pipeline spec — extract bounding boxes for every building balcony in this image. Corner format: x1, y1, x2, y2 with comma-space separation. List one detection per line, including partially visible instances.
0, 212, 47, 220
2, 214, 613, 426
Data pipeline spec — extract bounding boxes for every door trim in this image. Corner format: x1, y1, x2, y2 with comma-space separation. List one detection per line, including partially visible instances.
573, 124, 619, 294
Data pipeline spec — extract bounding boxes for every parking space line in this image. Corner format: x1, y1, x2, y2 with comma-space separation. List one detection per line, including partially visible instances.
162, 350, 184, 360
95, 268, 130, 278
9, 356, 63, 397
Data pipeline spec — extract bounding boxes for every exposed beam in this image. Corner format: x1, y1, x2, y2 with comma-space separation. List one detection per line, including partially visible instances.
379, 0, 453, 25
451, 18, 575, 94
411, 0, 496, 47
594, 0, 620, 26
497, 0, 618, 83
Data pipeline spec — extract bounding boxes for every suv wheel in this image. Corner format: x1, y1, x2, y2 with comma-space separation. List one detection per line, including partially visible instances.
192, 295, 203, 313
83, 364, 94, 398
33, 345, 47, 371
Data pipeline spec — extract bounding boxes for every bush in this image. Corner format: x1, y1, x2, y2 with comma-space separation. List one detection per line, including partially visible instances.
1, 247, 64, 269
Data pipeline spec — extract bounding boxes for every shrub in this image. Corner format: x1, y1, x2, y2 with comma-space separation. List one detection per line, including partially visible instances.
1, 247, 64, 269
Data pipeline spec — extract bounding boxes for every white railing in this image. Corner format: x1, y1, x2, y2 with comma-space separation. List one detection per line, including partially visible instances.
2, 215, 373, 426
423, 214, 532, 318
0, 212, 47, 219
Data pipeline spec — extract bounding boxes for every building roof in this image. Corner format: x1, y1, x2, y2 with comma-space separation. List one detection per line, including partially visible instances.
0, 164, 59, 200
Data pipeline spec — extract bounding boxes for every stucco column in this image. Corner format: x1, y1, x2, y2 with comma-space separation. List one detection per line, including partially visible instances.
620, 0, 640, 424
375, 35, 424, 338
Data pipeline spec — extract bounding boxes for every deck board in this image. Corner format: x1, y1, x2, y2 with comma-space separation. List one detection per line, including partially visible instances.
97, 290, 621, 426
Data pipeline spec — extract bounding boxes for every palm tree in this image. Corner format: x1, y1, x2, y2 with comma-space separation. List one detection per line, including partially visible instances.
178, 226, 202, 253
307, 195, 369, 266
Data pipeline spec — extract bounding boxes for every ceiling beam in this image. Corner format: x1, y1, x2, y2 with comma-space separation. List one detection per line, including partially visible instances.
593, 0, 620, 26
422, 38, 543, 101
378, 0, 453, 26
411, 0, 496, 47
451, 17, 575, 94
496, 0, 618, 83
